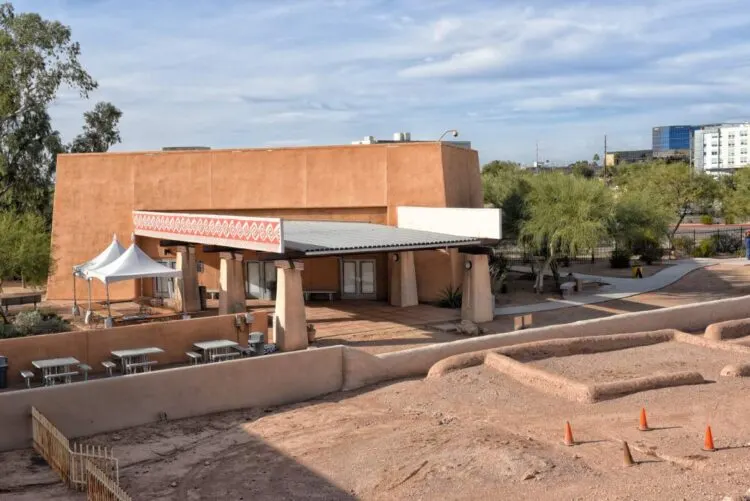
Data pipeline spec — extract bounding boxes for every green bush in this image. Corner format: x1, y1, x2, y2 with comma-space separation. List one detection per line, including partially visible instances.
692, 239, 717, 257
0, 323, 20, 339
700, 214, 714, 225
609, 248, 631, 269
673, 236, 695, 256
437, 286, 462, 308
633, 239, 664, 265
724, 214, 736, 225
710, 233, 743, 254
11, 310, 70, 336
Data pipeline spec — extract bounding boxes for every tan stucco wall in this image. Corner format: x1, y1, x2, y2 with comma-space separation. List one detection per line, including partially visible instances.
0, 346, 343, 451
3, 294, 750, 452
0, 313, 267, 385
48, 143, 481, 301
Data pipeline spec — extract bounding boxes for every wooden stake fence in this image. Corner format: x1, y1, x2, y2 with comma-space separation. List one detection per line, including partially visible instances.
86, 461, 132, 501
31, 406, 130, 499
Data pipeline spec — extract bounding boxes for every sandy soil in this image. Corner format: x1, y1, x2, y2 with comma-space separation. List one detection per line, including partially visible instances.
5, 345, 750, 501
530, 342, 750, 382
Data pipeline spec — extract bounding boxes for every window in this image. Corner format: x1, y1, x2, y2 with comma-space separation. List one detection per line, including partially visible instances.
741, 148, 748, 154
742, 157, 748, 164
741, 130, 748, 136
742, 140, 748, 146
729, 133, 735, 138
728, 158, 735, 165
197, 260, 205, 273
728, 142, 735, 147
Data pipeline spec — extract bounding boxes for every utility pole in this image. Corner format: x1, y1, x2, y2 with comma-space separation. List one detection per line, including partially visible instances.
603, 134, 608, 180
535, 141, 539, 168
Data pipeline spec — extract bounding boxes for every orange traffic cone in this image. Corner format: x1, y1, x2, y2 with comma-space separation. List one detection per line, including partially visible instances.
703, 425, 715, 452
564, 421, 575, 446
638, 408, 650, 431
622, 441, 635, 467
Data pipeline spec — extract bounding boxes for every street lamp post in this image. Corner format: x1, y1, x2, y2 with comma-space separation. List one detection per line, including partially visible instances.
437, 129, 459, 142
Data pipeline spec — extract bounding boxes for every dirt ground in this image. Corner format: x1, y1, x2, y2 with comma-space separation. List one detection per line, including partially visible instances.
4, 338, 750, 501
530, 341, 750, 382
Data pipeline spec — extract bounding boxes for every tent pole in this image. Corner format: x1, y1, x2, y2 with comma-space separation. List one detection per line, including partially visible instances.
105, 282, 113, 328
72, 271, 79, 316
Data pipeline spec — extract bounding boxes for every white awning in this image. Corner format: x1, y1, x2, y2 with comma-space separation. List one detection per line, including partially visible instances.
87, 243, 182, 284
74, 234, 125, 278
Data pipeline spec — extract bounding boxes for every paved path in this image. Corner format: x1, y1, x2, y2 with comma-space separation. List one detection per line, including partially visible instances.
495, 258, 750, 316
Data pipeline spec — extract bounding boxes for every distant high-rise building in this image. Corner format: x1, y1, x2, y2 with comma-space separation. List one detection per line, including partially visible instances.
694, 123, 750, 177
652, 125, 697, 160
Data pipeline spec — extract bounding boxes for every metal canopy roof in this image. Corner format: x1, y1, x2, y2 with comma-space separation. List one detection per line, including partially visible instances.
282, 221, 482, 256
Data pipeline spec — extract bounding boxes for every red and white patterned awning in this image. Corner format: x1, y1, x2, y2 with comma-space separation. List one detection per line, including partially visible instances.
133, 211, 284, 253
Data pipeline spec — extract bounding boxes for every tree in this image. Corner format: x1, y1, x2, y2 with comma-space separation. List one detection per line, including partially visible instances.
571, 160, 595, 179
482, 160, 530, 239
722, 168, 750, 221
616, 161, 718, 246
610, 190, 671, 252
0, 211, 51, 289
520, 172, 613, 293
0, 3, 121, 220
69, 102, 123, 153
593, 153, 600, 166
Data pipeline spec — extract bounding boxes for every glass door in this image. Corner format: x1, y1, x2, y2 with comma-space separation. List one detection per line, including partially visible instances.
341, 259, 376, 299
245, 261, 279, 299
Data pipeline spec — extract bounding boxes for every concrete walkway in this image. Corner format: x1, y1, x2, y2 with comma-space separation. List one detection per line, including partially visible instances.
495, 258, 750, 316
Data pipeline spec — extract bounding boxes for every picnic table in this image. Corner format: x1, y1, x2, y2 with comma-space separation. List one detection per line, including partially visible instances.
32, 357, 80, 386
111, 347, 164, 375
193, 340, 240, 363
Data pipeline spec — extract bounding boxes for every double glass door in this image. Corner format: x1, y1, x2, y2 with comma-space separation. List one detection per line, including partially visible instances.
341, 259, 376, 299
246, 261, 277, 299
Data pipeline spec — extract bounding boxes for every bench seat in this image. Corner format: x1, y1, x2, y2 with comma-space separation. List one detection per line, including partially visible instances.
210, 352, 240, 362
303, 290, 335, 301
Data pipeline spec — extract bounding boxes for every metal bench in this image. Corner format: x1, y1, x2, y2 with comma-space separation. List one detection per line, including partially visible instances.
232, 345, 253, 357
560, 282, 576, 297
101, 361, 117, 377
186, 351, 202, 365
303, 290, 335, 301
210, 352, 240, 362
20, 370, 35, 388
78, 364, 92, 381
43, 371, 79, 385
125, 360, 158, 373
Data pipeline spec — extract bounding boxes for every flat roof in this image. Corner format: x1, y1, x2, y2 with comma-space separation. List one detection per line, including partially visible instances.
283, 221, 482, 256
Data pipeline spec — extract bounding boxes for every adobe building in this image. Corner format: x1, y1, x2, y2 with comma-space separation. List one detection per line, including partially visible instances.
46, 140, 500, 349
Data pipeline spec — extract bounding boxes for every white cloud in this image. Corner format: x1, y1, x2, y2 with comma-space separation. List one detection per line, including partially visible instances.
9, 0, 750, 163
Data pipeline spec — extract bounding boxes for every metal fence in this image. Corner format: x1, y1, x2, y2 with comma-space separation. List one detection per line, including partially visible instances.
31, 406, 128, 498
498, 226, 749, 264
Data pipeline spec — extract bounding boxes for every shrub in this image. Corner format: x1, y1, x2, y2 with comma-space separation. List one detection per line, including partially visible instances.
633, 239, 664, 265
437, 286, 462, 308
0, 323, 20, 339
724, 214, 736, 225
692, 239, 717, 257
710, 233, 743, 254
609, 248, 631, 269
13, 310, 43, 336
11, 310, 70, 335
673, 236, 695, 256
700, 214, 714, 225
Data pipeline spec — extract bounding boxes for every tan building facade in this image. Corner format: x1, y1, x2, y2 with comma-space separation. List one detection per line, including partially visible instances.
47, 142, 488, 312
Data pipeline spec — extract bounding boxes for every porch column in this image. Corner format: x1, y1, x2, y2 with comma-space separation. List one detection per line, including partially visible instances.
175, 246, 200, 313
273, 260, 308, 352
389, 251, 418, 307
219, 252, 236, 315
232, 253, 245, 312
460, 254, 494, 323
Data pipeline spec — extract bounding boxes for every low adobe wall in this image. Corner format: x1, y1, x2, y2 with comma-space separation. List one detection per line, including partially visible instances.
342, 294, 750, 390
0, 312, 267, 385
0, 346, 343, 451
704, 317, 750, 341
3, 294, 750, 452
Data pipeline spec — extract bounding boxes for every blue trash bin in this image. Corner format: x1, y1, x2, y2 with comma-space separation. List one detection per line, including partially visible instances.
745, 237, 750, 260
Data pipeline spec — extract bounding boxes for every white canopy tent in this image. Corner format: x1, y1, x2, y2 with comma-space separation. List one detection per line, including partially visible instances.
71, 234, 125, 316
87, 242, 184, 327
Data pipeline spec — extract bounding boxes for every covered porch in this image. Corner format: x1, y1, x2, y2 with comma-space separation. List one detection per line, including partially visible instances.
133, 211, 497, 352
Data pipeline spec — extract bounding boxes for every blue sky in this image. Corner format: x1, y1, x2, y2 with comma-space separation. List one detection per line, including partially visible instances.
13, 0, 750, 164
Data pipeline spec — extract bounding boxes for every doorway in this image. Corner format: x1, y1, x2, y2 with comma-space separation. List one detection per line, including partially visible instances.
245, 261, 277, 299
341, 259, 376, 299
153, 260, 176, 298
